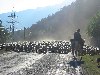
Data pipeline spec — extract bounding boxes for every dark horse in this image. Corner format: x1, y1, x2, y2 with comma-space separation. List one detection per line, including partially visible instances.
70, 38, 85, 56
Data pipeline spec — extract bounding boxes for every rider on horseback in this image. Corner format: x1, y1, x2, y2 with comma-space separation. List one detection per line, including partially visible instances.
74, 29, 81, 54
74, 29, 84, 57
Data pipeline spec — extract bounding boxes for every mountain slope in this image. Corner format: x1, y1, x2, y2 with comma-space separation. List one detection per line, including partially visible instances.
0, 5, 62, 29
15, 0, 100, 42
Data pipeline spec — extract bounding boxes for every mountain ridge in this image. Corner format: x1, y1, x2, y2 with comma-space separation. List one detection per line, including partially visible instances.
0, 4, 63, 29
7, 0, 100, 43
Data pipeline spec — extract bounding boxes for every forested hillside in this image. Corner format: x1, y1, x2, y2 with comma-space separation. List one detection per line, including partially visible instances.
15, 0, 100, 44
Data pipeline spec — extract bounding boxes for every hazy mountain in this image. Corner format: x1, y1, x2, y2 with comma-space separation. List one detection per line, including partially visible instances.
0, 5, 63, 30
12, 0, 100, 43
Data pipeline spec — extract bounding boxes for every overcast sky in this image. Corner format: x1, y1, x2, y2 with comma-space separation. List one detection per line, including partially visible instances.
0, 0, 76, 14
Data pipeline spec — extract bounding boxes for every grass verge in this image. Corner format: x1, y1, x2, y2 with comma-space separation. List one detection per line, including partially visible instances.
82, 54, 100, 75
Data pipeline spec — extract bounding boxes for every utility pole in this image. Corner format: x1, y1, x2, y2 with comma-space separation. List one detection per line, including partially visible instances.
7, 8, 18, 43
24, 27, 26, 41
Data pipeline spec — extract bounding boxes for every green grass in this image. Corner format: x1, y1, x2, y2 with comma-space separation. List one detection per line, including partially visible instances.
82, 54, 100, 75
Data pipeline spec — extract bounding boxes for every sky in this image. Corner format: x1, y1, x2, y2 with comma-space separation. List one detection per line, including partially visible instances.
0, 0, 76, 14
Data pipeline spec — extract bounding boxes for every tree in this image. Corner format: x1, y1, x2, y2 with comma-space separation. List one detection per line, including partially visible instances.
87, 12, 100, 47
0, 20, 9, 43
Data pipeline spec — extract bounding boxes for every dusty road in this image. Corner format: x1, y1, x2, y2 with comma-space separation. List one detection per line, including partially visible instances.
0, 51, 83, 75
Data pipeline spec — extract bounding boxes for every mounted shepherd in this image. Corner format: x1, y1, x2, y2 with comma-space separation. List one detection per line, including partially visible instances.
70, 29, 85, 57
